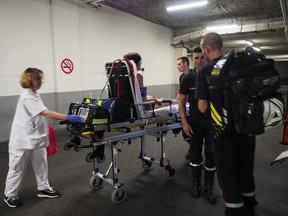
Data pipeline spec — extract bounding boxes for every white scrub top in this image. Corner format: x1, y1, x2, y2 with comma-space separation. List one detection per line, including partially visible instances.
9, 89, 48, 150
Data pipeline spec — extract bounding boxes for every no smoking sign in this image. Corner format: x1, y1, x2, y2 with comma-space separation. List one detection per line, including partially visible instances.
61, 58, 74, 74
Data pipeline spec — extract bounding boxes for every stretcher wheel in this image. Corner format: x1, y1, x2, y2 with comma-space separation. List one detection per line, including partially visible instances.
64, 142, 72, 151
85, 153, 106, 163
97, 155, 105, 163
89, 175, 103, 189
111, 187, 126, 204
166, 166, 177, 180
142, 161, 152, 171
74, 145, 81, 152
85, 153, 93, 162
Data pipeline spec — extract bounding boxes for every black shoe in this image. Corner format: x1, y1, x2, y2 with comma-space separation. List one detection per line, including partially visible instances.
4, 196, 23, 208
191, 181, 202, 198
245, 213, 258, 216
37, 188, 60, 199
191, 186, 201, 198
204, 187, 217, 204
244, 209, 258, 216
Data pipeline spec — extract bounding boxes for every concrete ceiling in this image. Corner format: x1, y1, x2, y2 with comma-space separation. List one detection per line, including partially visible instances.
82, 0, 288, 61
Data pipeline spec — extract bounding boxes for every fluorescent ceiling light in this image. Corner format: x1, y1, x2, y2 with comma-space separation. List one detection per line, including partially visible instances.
167, 1, 208, 11
206, 24, 238, 30
252, 46, 261, 52
245, 40, 253, 46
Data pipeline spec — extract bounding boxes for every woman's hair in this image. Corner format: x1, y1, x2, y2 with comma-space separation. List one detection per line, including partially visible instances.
123, 52, 142, 64
20, 67, 43, 88
123, 52, 142, 70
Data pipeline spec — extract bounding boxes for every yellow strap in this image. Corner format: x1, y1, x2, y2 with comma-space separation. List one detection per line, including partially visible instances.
97, 99, 102, 107
211, 111, 223, 127
82, 131, 95, 135
92, 118, 108, 125
210, 102, 223, 127
211, 68, 220, 76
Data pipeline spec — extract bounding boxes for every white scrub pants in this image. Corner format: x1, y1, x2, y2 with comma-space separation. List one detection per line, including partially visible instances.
4, 147, 51, 197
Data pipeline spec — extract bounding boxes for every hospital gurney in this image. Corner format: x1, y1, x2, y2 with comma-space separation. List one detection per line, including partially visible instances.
60, 59, 185, 204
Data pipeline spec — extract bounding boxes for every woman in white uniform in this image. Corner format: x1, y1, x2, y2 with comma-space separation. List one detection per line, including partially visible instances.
4, 68, 83, 208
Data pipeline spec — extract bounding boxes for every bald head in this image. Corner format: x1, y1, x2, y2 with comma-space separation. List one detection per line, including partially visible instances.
201, 32, 223, 51
200, 32, 223, 60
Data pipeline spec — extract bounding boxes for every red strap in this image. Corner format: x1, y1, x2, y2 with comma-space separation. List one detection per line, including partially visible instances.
124, 59, 135, 93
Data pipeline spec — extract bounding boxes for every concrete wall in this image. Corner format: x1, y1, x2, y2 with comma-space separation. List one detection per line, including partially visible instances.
0, 0, 179, 142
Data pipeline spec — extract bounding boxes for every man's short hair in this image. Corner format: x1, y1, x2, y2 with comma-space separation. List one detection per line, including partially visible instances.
177, 56, 190, 66
201, 32, 223, 51
193, 47, 202, 53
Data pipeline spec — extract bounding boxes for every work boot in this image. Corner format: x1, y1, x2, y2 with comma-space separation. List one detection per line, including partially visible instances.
243, 196, 258, 216
244, 211, 258, 216
190, 166, 202, 198
225, 207, 246, 216
204, 170, 216, 204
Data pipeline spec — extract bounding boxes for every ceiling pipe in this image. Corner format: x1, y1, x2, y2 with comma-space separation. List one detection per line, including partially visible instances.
81, 0, 103, 10
82, 0, 103, 3
218, 4, 238, 20
218, 4, 242, 32
171, 20, 285, 46
279, 0, 288, 42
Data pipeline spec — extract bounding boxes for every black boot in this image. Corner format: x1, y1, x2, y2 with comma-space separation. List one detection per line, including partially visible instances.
243, 196, 258, 216
190, 166, 202, 198
204, 170, 216, 204
225, 207, 246, 216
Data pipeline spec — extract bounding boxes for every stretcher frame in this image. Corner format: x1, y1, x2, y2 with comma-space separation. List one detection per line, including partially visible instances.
271, 87, 288, 165
61, 59, 183, 204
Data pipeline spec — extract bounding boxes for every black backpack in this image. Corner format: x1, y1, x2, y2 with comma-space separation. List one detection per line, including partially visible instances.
207, 47, 285, 137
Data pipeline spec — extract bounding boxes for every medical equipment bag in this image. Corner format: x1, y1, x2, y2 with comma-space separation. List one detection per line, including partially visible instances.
68, 98, 131, 128
207, 47, 284, 136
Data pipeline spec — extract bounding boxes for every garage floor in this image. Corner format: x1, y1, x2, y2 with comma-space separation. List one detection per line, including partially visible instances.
1, 123, 288, 216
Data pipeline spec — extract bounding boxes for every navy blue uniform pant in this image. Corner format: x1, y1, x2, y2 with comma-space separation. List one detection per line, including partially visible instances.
189, 121, 215, 169
214, 131, 257, 212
